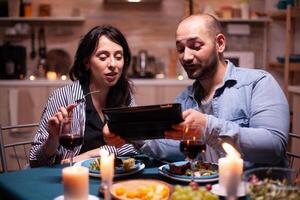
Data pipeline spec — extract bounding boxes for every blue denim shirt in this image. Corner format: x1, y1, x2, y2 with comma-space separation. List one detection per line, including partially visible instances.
140, 61, 289, 169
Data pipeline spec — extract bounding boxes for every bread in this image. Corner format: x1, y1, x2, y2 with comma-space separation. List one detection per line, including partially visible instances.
122, 158, 135, 170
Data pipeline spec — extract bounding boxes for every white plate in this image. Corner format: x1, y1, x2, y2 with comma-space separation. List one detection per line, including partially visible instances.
53, 194, 99, 200
158, 161, 219, 183
211, 183, 246, 197
74, 158, 145, 178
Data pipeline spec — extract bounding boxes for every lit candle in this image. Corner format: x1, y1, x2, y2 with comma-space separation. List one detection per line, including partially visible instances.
218, 143, 243, 198
100, 149, 115, 200
62, 166, 89, 200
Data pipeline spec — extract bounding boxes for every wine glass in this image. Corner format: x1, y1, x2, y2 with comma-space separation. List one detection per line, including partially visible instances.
59, 102, 85, 166
179, 125, 206, 182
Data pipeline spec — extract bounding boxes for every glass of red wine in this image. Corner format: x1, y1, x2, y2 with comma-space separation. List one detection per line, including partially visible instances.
179, 125, 206, 182
59, 102, 85, 166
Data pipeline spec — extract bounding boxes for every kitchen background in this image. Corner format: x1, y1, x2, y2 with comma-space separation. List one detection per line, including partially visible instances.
0, 0, 298, 81
0, 0, 300, 171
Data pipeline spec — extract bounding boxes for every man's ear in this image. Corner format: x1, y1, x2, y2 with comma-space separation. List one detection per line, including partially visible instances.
216, 33, 226, 53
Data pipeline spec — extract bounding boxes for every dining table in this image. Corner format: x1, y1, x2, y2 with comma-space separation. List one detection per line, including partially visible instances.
0, 155, 248, 200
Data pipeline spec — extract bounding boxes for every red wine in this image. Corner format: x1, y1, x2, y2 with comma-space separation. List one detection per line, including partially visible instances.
180, 140, 206, 160
59, 134, 83, 150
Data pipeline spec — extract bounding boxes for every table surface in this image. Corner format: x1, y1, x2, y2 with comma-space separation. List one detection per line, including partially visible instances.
0, 157, 246, 200
0, 157, 182, 200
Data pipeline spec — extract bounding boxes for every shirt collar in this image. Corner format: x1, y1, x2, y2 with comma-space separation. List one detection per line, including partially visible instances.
188, 60, 238, 99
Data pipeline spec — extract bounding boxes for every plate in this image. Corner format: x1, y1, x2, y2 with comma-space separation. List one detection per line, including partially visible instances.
74, 158, 145, 178
158, 161, 219, 183
110, 179, 172, 200
81, 157, 141, 174
53, 194, 99, 200
211, 183, 246, 197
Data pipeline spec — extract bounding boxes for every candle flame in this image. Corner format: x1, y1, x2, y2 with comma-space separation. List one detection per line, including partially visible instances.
184, 126, 189, 134
222, 142, 241, 158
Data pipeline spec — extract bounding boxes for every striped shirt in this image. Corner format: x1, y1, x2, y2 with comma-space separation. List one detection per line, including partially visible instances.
29, 80, 138, 167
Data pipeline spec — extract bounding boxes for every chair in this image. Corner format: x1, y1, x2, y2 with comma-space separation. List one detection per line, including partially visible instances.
287, 133, 300, 171
0, 123, 39, 173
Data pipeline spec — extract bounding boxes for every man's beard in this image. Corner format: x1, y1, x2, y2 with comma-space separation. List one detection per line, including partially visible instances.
184, 51, 218, 81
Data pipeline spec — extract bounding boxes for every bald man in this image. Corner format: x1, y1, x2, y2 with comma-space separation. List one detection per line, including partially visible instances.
104, 14, 289, 169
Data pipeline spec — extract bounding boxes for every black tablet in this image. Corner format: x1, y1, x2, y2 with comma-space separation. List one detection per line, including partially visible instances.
103, 103, 183, 140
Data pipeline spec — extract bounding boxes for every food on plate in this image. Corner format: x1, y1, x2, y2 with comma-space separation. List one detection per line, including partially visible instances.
168, 161, 217, 177
89, 157, 136, 171
122, 158, 136, 170
113, 181, 170, 200
169, 162, 191, 175
171, 185, 219, 200
247, 174, 300, 200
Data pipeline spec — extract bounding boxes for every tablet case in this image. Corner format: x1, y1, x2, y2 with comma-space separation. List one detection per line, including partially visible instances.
103, 103, 183, 140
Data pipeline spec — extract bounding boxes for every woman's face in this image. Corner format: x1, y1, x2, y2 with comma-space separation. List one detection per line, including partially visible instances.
86, 35, 124, 88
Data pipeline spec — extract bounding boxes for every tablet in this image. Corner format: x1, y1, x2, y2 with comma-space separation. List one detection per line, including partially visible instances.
103, 103, 183, 140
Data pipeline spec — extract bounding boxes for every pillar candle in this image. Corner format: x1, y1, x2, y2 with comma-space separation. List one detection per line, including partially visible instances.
62, 166, 89, 200
100, 149, 115, 185
218, 143, 243, 196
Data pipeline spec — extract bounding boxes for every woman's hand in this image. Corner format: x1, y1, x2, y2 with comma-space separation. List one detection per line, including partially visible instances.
43, 104, 77, 157
48, 104, 76, 139
165, 109, 207, 140
103, 124, 126, 148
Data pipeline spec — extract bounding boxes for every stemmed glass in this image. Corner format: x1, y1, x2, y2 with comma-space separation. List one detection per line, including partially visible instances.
179, 125, 206, 182
59, 101, 85, 166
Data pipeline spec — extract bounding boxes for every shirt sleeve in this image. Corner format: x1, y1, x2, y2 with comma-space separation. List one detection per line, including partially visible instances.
29, 92, 66, 167
206, 74, 289, 166
138, 139, 185, 162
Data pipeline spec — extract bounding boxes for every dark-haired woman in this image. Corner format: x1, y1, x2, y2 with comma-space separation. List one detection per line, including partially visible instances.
29, 25, 138, 167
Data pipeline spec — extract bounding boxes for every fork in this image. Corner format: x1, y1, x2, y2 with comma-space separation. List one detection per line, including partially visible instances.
75, 90, 101, 104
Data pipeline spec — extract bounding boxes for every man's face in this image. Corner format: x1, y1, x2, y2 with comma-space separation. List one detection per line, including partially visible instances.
176, 22, 218, 80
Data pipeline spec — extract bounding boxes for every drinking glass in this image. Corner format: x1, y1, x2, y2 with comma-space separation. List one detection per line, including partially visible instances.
59, 102, 85, 166
179, 125, 206, 182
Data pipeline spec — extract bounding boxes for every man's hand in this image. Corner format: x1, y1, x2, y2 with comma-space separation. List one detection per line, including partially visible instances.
165, 109, 207, 140
103, 124, 126, 148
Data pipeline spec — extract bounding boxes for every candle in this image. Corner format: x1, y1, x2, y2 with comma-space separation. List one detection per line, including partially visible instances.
100, 149, 115, 183
218, 143, 243, 197
62, 166, 89, 200
100, 149, 115, 200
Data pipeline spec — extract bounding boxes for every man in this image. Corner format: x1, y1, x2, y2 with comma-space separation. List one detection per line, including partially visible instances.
104, 14, 289, 169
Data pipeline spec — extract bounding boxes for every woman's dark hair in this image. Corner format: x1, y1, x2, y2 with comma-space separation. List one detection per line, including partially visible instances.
69, 25, 133, 107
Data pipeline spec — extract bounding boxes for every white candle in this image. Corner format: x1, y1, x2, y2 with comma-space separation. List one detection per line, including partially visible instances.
100, 149, 115, 200
218, 143, 243, 197
100, 149, 115, 185
62, 166, 89, 200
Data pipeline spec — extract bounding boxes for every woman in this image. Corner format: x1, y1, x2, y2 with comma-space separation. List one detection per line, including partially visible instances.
29, 25, 138, 167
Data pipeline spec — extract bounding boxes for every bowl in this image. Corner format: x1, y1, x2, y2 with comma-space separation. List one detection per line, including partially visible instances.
243, 167, 300, 200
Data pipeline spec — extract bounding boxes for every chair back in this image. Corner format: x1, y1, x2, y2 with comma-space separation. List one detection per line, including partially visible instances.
0, 123, 39, 172
287, 133, 300, 171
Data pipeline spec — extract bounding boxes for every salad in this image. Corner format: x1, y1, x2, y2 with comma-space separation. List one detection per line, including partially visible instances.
247, 174, 300, 200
